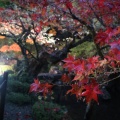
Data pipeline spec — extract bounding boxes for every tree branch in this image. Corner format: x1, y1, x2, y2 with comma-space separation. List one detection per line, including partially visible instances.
86, 1, 106, 28
68, 7, 95, 33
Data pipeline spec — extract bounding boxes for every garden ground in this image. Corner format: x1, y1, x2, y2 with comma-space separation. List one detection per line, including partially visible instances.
4, 102, 33, 120
3, 91, 120, 120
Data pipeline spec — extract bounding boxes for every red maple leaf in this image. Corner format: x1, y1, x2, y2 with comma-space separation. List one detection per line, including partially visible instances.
42, 0, 48, 7
35, 26, 41, 33
105, 39, 120, 61
95, 28, 113, 46
42, 83, 53, 96
87, 56, 99, 69
63, 54, 75, 71
63, 54, 75, 63
61, 74, 71, 82
65, 1, 73, 8
98, 0, 105, 7
81, 79, 102, 103
29, 78, 53, 96
73, 59, 85, 72
31, 13, 39, 21
66, 84, 83, 98
109, 39, 120, 50
108, 48, 120, 61
29, 78, 40, 93
73, 71, 84, 81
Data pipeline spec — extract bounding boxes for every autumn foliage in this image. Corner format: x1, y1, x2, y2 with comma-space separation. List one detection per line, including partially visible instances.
29, 79, 53, 96
0, 43, 21, 52
27, 0, 120, 105
0, 0, 120, 105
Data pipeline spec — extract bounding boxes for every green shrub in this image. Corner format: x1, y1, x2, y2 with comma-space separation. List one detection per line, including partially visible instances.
0, 0, 10, 7
18, 72, 33, 83
7, 80, 30, 93
70, 41, 96, 58
32, 100, 67, 120
8, 73, 17, 81
6, 92, 31, 105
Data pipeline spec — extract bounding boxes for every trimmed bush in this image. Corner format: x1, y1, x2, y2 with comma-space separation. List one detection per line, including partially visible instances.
18, 72, 33, 83
32, 100, 67, 120
7, 80, 30, 93
70, 41, 96, 58
6, 92, 31, 105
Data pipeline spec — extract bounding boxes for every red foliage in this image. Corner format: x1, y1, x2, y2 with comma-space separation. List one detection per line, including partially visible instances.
63, 55, 103, 103
65, 1, 73, 9
62, 54, 75, 71
61, 74, 71, 83
29, 79, 53, 96
2, 0, 120, 104
66, 84, 83, 98
81, 79, 102, 103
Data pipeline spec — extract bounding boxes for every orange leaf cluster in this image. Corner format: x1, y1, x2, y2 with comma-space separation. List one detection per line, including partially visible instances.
48, 28, 57, 36
0, 45, 9, 52
0, 35, 5, 39
9, 43, 21, 52
0, 43, 21, 52
26, 38, 34, 44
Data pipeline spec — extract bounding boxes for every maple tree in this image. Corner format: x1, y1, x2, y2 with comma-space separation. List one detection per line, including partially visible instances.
0, 0, 120, 119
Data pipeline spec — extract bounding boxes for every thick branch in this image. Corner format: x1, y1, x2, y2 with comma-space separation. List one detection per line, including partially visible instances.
49, 34, 93, 63
37, 73, 62, 82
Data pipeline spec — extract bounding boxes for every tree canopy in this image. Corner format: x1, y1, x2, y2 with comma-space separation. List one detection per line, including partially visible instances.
0, 0, 120, 106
